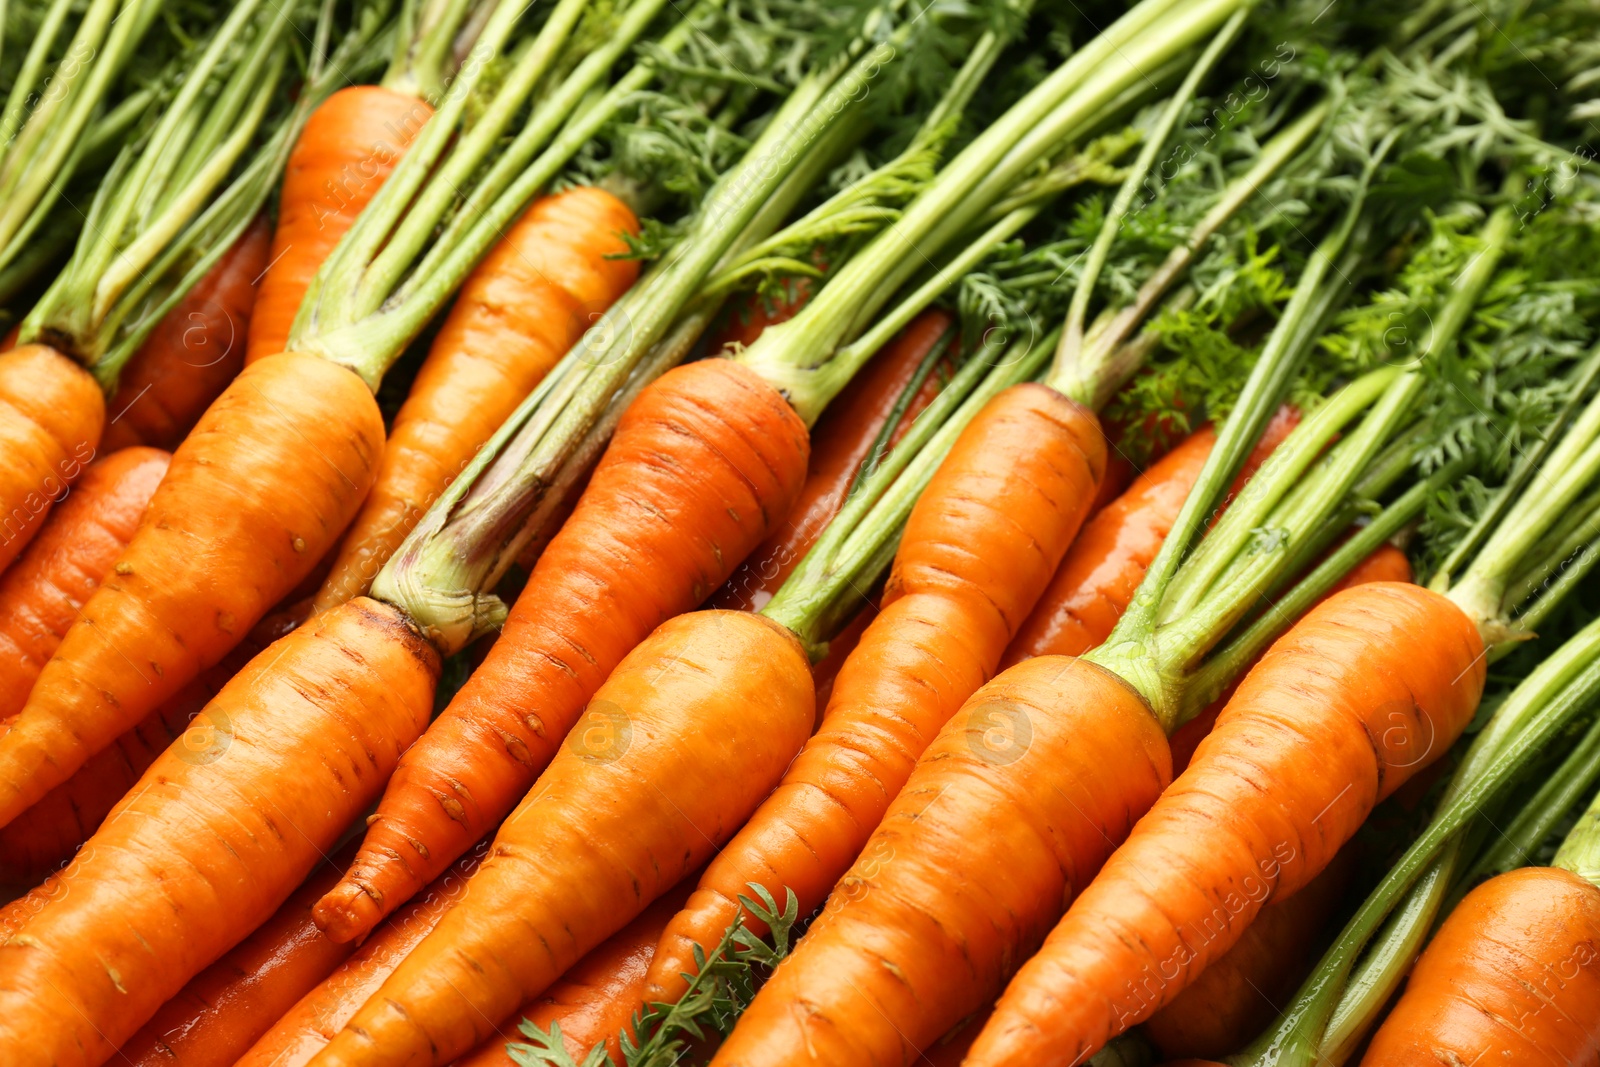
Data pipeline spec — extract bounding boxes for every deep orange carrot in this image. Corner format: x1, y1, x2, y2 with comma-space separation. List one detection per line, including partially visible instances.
642, 383, 1106, 1009
0, 351, 387, 828
1358, 866, 1600, 1064
0, 345, 104, 574
312, 188, 642, 612
100, 216, 273, 452
307, 609, 815, 1067
235, 839, 496, 1067
712, 308, 953, 612
0, 447, 170, 717
0, 597, 437, 1067
247, 87, 435, 364
961, 583, 1485, 1067
313, 358, 810, 945
113, 842, 362, 1067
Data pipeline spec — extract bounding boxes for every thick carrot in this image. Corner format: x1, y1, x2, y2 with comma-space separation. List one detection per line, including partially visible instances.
0, 351, 387, 828
0, 447, 170, 717
1359, 866, 1600, 1064
247, 86, 435, 364
711, 652, 1169, 1066
236, 839, 496, 1067
1003, 405, 1300, 667
643, 383, 1106, 1008
313, 358, 810, 944
100, 216, 273, 452
113, 842, 362, 1067
450, 875, 699, 1067
961, 583, 1485, 1067
307, 609, 815, 1067
712, 308, 953, 612
0, 344, 104, 574
1167, 542, 1412, 774
312, 188, 642, 613
0, 597, 437, 1067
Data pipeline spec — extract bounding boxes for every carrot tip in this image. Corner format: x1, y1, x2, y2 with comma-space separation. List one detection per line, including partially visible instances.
312, 880, 382, 944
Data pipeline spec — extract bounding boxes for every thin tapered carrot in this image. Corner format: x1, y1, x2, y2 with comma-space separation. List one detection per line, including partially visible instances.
100, 215, 273, 451
642, 382, 1106, 1008
113, 841, 362, 1067
0, 596, 437, 1067
451, 875, 700, 1067
246, 86, 434, 364
1358, 865, 1600, 1063
311, 187, 642, 613
0, 344, 104, 574
712, 308, 952, 612
0, 447, 170, 717
958, 583, 1484, 1067
0, 351, 387, 827
313, 358, 810, 944
307, 609, 815, 1067
235, 838, 496, 1067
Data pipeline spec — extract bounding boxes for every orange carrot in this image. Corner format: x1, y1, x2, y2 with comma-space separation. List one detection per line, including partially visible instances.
307, 609, 816, 1067
0, 345, 104, 574
236, 839, 497, 1067
959, 584, 1484, 1067
100, 216, 273, 452
313, 358, 810, 944
712, 308, 953, 612
641, 383, 1106, 1009
311, 188, 642, 613
0, 597, 437, 1067
0, 351, 387, 827
247, 86, 434, 364
0, 447, 170, 717
113, 842, 363, 1067
1359, 866, 1600, 1064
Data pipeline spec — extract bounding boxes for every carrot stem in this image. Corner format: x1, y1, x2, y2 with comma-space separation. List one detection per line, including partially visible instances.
1553, 765, 1600, 887
383, 0, 476, 101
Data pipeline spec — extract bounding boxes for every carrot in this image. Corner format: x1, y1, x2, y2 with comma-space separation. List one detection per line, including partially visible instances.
959, 583, 1484, 1067
0, 351, 387, 827
0, 447, 170, 717
0, 344, 104, 574
1358, 865, 1600, 1064
113, 842, 363, 1067
100, 215, 273, 451
236, 838, 496, 1067
1003, 404, 1301, 667
246, 86, 434, 364
641, 382, 1106, 1008
313, 358, 810, 944
311, 187, 642, 613
452, 874, 700, 1067
703, 270, 819, 356
307, 609, 815, 1067
0, 596, 437, 1067
711, 308, 952, 612
1143, 852, 1354, 1061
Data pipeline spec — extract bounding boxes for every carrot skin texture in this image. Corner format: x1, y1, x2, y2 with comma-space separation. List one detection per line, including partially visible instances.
247, 87, 434, 363
710, 654, 1168, 1067
309, 610, 815, 1067
312, 188, 641, 612
0, 345, 105, 574
313, 358, 810, 944
1359, 866, 1600, 1064
0, 597, 437, 1067
644, 383, 1107, 1007
113, 842, 362, 1067
0, 447, 169, 717
101, 216, 272, 451
966, 583, 1486, 1067
0, 351, 386, 827
235, 841, 496, 1067
712, 308, 953, 611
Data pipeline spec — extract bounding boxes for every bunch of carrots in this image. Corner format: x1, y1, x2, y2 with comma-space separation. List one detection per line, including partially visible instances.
3, 0, 1600, 1065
